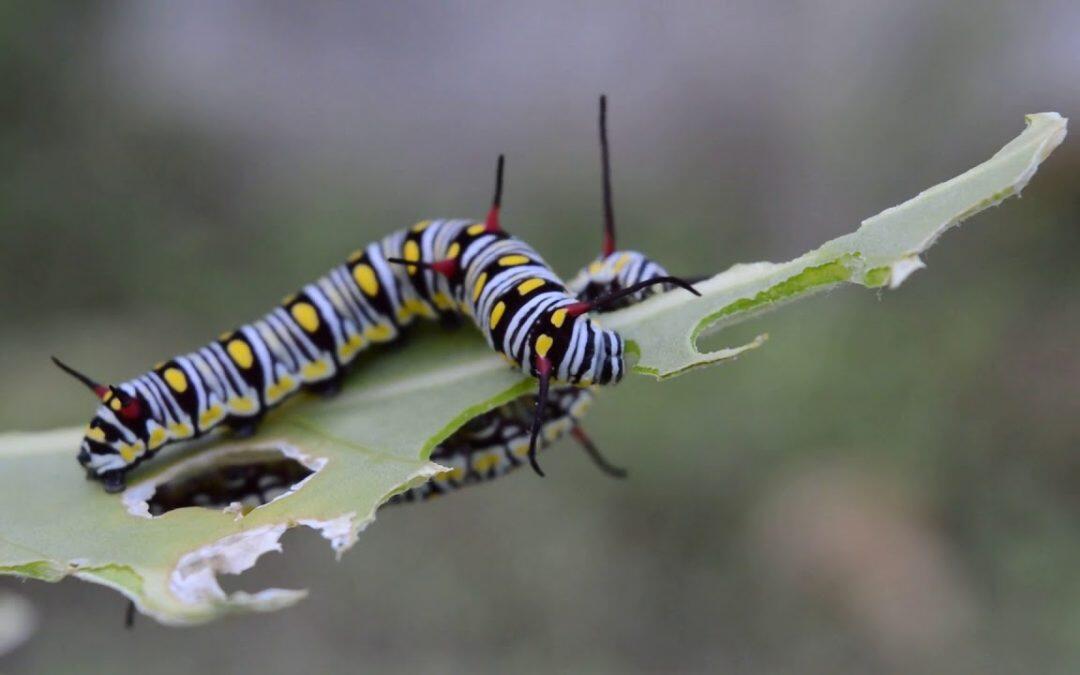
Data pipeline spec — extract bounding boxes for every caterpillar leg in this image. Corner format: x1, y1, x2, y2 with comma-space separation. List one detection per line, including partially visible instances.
308, 373, 344, 398
124, 600, 136, 630
100, 469, 126, 494
382, 326, 413, 352
438, 312, 464, 331
226, 414, 264, 439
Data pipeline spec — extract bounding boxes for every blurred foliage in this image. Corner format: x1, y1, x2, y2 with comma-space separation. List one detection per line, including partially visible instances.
1, 1, 1078, 673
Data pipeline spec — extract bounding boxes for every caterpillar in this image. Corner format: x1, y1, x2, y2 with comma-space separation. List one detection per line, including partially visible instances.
55, 96, 698, 494
389, 260, 672, 505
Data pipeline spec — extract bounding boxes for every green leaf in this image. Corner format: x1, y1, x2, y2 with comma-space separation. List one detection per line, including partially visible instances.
0, 112, 1065, 625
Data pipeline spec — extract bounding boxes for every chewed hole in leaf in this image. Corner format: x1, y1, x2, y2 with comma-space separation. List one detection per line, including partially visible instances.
147, 451, 313, 516
122, 442, 326, 519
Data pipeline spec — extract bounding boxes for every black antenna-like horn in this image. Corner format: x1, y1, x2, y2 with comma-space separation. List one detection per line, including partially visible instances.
52, 356, 108, 399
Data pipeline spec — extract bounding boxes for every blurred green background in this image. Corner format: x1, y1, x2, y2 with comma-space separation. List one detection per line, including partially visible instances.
1, 1, 1077, 673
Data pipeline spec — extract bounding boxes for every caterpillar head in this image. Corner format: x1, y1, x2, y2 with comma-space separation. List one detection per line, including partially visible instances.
527, 306, 625, 387
529, 264, 700, 388
53, 357, 149, 492
567, 250, 672, 309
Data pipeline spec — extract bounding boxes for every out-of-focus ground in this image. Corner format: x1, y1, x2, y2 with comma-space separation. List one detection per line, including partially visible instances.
1, 2, 1078, 673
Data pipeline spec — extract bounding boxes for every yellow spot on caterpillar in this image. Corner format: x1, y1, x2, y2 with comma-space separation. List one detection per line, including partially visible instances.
512, 443, 529, 457
472, 272, 488, 302
265, 376, 296, 404
118, 442, 144, 464
365, 324, 393, 342
411, 220, 431, 232
473, 452, 501, 473
109, 397, 122, 411
551, 308, 567, 328
413, 298, 435, 317
338, 334, 365, 360
535, 334, 554, 358
347, 248, 365, 263
502, 353, 517, 367
402, 240, 421, 274
490, 301, 506, 328
432, 293, 454, 310
615, 253, 632, 272
229, 396, 256, 414
216, 331, 232, 342
588, 260, 605, 275
302, 360, 330, 380
437, 466, 465, 482
163, 367, 188, 393
86, 426, 105, 442
517, 278, 545, 295
467, 223, 486, 236
578, 378, 593, 387
153, 360, 166, 370
281, 292, 297, 305
353, 264, 379, 296
227, 339, 254, 369
447, 242, 461, 259
291, 302, 320, 333
199, 405, 226, 429
499, 254, 529, 266
148, 426, 168, 450
396, 298, 434, 323
168, 423, 192, 439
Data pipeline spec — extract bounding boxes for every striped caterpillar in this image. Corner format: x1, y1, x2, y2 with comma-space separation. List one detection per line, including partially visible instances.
390, 247, 674, 504
55, 96, 697, 494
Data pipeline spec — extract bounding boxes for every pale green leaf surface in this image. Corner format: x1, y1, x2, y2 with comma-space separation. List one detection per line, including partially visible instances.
0, 113, 1065, 625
